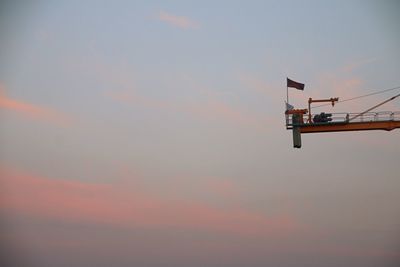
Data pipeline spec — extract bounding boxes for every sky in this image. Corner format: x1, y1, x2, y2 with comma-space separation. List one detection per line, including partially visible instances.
0, 1, 400, 266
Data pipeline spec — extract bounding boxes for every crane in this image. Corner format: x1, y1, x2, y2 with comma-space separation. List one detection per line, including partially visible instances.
285, 90, 400, 148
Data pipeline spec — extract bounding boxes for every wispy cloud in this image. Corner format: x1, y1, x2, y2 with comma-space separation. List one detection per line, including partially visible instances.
92, 58, 274, 130
105, 88, 272, 130
314, 72, 366, 112
104, 90, 173, 111
157, 10, 199, 29
1, 165, 298, 237
0, 84, 73, 127
341, 57, 378, 73
238, 73, 274, 97
206, 179, 239, 199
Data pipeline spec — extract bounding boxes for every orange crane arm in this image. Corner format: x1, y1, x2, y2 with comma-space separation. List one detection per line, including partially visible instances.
300, 120, 400, 133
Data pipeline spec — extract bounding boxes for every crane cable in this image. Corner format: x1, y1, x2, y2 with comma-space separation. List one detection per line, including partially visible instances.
349, 92, 400, 121
313, 85, 400, 109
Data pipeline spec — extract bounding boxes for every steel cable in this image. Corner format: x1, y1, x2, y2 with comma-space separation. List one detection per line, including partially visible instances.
313, 85, 400, 109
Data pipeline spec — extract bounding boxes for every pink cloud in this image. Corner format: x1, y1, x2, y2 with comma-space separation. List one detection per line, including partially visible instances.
0, 84, 73, 127
158, 11, 199, 29
185, 98, 261, 126
105, 88, 272, 130
341, 57, 378, 73
206, 179, 239, 198
312, 72, 366, 112
236, 73, 296, 126
238, 73, 276, 97
91, 56, 275, 130
332, 77, 363, 99
310, 243, 400, 260
104, 90, 173, 111
313, 58, 389, 113
0, 165, 299, 237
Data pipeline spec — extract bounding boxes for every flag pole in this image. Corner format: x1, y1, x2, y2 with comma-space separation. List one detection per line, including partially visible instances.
286, 78, 289, 105
287, 86, 289, 104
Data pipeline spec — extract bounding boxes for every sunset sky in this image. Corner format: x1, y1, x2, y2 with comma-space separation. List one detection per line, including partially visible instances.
1, 1, 400, 267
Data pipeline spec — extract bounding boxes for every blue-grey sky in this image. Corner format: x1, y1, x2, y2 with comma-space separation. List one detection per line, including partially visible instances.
1, 1, 400, 267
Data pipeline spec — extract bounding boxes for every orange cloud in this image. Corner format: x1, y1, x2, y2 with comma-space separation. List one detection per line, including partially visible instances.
0, 84, 72, 126
158, 11, 199, 29
0, 165, 298, 237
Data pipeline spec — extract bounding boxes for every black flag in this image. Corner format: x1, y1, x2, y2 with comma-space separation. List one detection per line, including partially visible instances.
287, 78, 305, 90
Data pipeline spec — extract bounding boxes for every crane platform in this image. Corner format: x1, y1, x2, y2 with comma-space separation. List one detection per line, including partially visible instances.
285, 111, 400, 148
286, 111, 400, 133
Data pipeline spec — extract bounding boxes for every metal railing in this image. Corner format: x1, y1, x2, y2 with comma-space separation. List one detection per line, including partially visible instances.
286, 111, 400, 127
